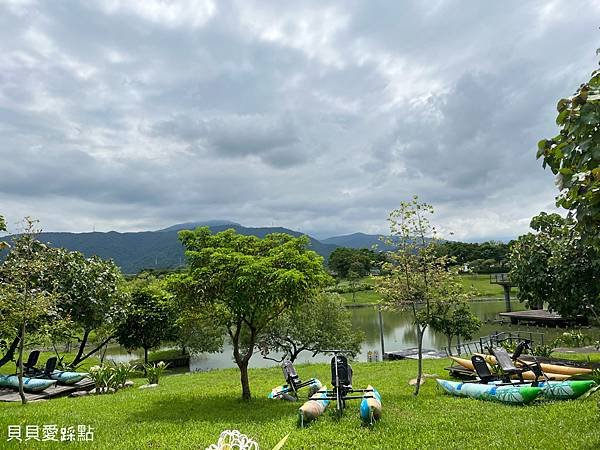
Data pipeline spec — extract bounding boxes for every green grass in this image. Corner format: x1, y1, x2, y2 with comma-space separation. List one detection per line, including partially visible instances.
458, 274, 507, 297
339, 289, 381, 305
338, 274, 508, 304
1, 359, 598, 449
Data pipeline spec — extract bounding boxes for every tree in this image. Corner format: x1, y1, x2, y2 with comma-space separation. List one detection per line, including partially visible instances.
0, 218, 57, 404
173, 228, 329, 400
116, 287, 177, 364
376, 197, 467, 395
537, 62, 600, 240
510, 212, 600, 322
509, 213, 564, 310
328, 247, 373, 278
51, 251, 124, 367
430, 299, 481, 355
259, 293, 364, 363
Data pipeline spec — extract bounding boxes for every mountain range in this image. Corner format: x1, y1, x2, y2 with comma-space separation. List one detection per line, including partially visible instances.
0, 221, 390, 274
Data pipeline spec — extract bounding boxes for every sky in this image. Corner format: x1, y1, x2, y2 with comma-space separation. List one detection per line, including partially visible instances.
1, 0, 599, 241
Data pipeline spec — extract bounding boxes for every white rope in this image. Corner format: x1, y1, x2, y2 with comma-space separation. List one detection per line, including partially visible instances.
205, 430, 260, 450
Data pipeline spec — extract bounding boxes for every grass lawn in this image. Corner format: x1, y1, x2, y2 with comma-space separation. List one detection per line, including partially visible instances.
459, 274, 508, 297
1, 358, 598, 449
338, 274, 508, 304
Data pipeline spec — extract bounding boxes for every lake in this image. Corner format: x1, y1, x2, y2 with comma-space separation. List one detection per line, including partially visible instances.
105, 300, 583, 371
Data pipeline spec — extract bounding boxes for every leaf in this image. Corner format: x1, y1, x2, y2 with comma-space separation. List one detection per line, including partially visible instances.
272, 434, 290, 450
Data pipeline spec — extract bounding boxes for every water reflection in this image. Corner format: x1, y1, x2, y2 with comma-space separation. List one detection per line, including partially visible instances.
105, 300, 590, 371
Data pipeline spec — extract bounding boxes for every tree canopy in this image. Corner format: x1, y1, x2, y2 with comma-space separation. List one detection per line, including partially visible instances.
510, 212, 600, 322
537, 63, 600, 240
259, 293, 364, 363
328, 247, 380, 278
116, 287, 177, 364
172, 228, 330, 400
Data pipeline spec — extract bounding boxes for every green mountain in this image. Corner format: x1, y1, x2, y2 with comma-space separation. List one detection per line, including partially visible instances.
0, 223, 338, 275
321, 232, 398, 251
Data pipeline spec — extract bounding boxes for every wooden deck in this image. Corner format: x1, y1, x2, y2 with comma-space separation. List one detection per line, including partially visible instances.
0, 379, 94, 403
499, 309, 587, 326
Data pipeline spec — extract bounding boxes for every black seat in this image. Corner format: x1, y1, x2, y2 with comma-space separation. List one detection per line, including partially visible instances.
41, 357, 57, 378
470, 355, 499, 384
282, 360, 302, 391
331, 354, 353, 392
492, 347, 544, 383
16, 351, 40, 376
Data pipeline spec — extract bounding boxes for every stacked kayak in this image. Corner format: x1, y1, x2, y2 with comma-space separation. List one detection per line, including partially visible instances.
0, 375, 57, 393
360, 385, 382, 424
474, 354, 593, 376
298, 386, 330, 426
437, 379, 542, 404
49, 370, 89, 385
449, 356, 571, 381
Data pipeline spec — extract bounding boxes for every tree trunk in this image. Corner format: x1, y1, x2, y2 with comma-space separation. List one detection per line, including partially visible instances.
144, 347, 149, 365
18, 321, 26, 404
446, 335, 453, 356
239, 360, 251, 401
0, 335, 20, 368
72, 329, 90, 366
414, 325, 425, 396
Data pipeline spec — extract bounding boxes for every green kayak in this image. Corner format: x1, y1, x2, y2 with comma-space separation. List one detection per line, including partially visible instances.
511, 380, 596, 400
437, 379, 541, 404
0, 375, 57, 392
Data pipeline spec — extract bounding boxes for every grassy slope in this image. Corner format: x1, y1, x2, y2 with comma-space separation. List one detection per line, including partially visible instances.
1, 359, 598, 450
339, 274, 506, 304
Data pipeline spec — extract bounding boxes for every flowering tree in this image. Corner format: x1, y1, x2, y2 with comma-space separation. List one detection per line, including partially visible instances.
376, 197, 469, 395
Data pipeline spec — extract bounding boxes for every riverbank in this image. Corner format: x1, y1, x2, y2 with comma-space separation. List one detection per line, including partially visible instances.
1, 358, 598, 449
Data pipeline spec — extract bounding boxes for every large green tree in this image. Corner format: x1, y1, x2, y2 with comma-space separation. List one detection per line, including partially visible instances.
51, 251, 124, 367
172, 228, 329, 400
537, 63, 600, 239
116, 287, 177, 364
328, 247, 374, 278
510, 212, 600, 322
259, 293, 364, 363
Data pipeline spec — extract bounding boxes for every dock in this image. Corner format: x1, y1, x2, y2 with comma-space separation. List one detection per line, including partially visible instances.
384, 348, 447, 360
0, 379, 94, 403
498, 309, 587, 326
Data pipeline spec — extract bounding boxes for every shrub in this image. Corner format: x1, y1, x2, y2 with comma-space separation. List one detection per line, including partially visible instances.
144, 361, 169, 385
552, 330, 592, 348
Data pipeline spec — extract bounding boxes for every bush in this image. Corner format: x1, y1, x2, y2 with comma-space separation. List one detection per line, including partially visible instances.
552, 330, 592, 348
89, 362, 136, 393
144, 361, 169, 385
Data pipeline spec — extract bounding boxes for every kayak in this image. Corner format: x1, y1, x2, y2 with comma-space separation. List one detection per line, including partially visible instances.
475, 353, 592, 376
268, 378, 322, 400
298, 386, 330, 426
513, 380, 596, 400
359, 385, 382, 424
0, 375, 57, 392
449, 356, 571, 381
50, 370, 89, 385
437, 379, 541, 404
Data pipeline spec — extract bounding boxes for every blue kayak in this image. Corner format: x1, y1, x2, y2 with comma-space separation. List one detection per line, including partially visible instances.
0, 375, 57, 392
50, 370, 89, 385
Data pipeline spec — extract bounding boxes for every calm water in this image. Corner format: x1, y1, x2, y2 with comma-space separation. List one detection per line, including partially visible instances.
105, 300, 586, 371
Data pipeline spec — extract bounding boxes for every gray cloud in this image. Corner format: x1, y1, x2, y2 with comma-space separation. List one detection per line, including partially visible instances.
1, 0, 599, 241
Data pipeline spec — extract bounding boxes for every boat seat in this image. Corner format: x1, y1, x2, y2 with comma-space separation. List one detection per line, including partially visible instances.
331, 354, 353, 394
470, 355, 498, 384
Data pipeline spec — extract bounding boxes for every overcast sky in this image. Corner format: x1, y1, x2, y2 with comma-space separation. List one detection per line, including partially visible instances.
1, 1, 599, 241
